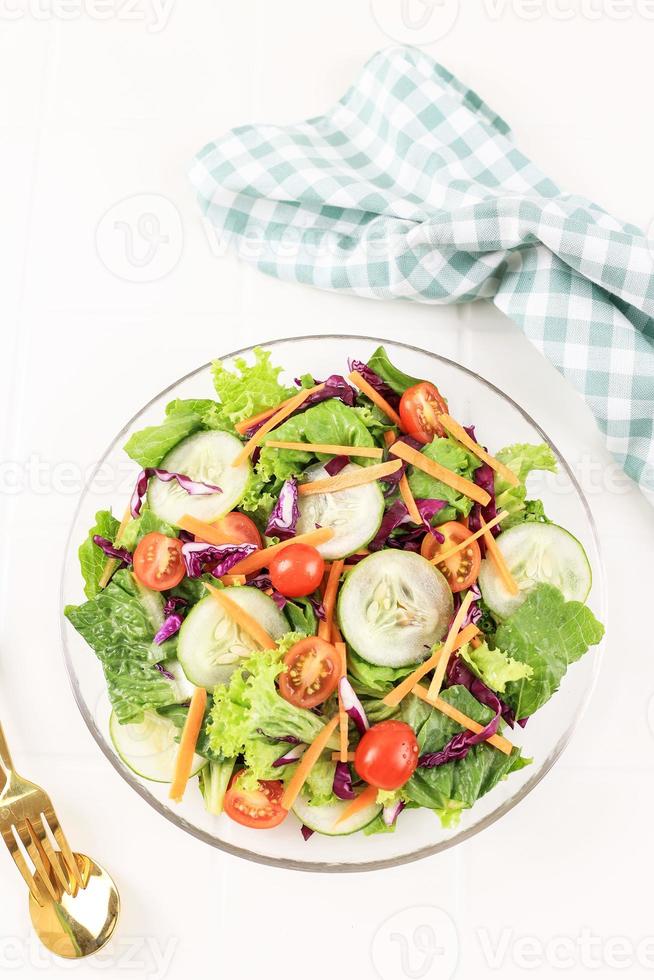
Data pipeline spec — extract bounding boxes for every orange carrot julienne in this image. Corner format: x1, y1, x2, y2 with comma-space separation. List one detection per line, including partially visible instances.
232, 386, 318, 467
480, 516, 519, 596
331, 620, 343, 644
227, 528, 334, 577
398, 473, 422, 524
219, 574, 246, 586
281, 716, 340, 811
264, 440, 383, 459
389, 441, 491, 507
333, 784, 379, 828
169, 687, 207, 803
413, 684, 513, 755
331, 751, 355, 762
234, 384, 325, 436
348, 371, 403, 428
177, 514, 228, 546
297, 459, 402, 496
426, 591, 476, 700
205, 583, 276, 649
98, 505, 132, 589
382, 623, 480, 707
319, 560, 344, 641
439, 414, 521, 488
429, 510, 508, 566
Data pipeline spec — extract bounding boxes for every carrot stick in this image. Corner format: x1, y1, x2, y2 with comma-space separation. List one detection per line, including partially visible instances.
264, 441, 383, 459
205, 583, 276, 649
297, 459, 402, 496
429, 510, 508, 565
412, 684, 513, 755
98, 506, 132, 589
438, 414, 521, 488
333, 784, 379, 828
169, 687, 207, 802
319, 560, 344, 641
382, 623, 480, 707
331, 751, 355, 762
348, 371, 403, 428
234, 384, 325, 436
281, 716, 340, 811
331, 620, 343, 644
389, 441, 491, 507
381, 430, 421, 523
219, 574, 246, 586
232, 387, 319, 467
480, 516, 519, 596
426, 592, 476, 700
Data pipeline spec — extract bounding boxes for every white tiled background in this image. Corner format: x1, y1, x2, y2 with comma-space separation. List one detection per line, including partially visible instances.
2, 2, 654, 978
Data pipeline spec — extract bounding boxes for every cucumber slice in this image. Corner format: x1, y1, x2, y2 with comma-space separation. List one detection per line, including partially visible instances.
177, 587, 288, 689
338, 551, 453, 668
109, 710, 205, 783
292, 789, 382, 836
147, 430, 251, 526
295, 462, 384, 560
478, 522, 592, 620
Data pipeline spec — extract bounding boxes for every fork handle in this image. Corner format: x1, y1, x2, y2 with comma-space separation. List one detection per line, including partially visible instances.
0, 723, 15, 782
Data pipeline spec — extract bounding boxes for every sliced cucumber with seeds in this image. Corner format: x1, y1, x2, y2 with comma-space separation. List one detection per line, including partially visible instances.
292, 789, 382, 836
110, 709, 205, 783
478, 522, 592, 620
147, 430, 251, 526
295, 462, 384, 560
338, 551, 453, 668
177, 587, 288, 690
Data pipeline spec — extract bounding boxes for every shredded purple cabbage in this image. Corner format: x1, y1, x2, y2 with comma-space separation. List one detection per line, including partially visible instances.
369, 498, 446, 552
447, 655, 516, 728
452, 584, 483, 630
300, 825, 315, 841
256, 731, 301, 744
348, 359, 400, 410
130, 468, 222, 518
418, 705, 501, 768
247, 573, 287, 610
92, 535, 132, 567
333, 761, 356, 800
153, 613, 184, 645
382, 799, 405, 827
324, 455, 350, 476
181, 541, 256, 579
339, 677, 369, 735
464, 425, 500, 549
154, 662, 175, 680
272, 743, 306, 768
265, 478, 299, 539
380, 435, 423, 494
307, 595, 326, 621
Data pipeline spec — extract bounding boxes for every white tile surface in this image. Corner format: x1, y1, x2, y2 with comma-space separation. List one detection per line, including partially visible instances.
2, 4, 654, 979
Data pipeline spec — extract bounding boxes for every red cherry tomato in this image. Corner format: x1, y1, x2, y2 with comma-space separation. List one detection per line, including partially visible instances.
269, 543, 325, 598
208, 512, 262, 549
278, 636, 342, 709
399, 382, 449, 444
223, 773, 287, 829
354, 720, 419, 791
421, 521, 481, 593
133, 532, 185, 591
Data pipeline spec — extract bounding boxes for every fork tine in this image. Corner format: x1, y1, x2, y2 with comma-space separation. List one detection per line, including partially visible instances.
33, 815, 74, 896
15, 821, 60, 903
43, 807, 84, 889
1, 824, 47, 905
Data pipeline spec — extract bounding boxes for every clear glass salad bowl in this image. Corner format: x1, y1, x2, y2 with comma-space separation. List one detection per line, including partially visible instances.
60, 336, 605, 872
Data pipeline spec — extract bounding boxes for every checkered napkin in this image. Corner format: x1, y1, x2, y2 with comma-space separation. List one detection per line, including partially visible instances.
190, 45, 654, 504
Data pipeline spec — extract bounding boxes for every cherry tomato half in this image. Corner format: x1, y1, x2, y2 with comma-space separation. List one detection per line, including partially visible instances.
399, 381, 449, 444
278, 636, 342, 709
223, 773, 287, 829
421, 521, 481, 593
208, 512, 262, 549
133, 532, 185, 591
269, 543, 325, 598
354, 721, 419, 791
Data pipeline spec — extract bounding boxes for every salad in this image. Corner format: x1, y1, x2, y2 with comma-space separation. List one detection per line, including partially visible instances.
65, 346, 604, 839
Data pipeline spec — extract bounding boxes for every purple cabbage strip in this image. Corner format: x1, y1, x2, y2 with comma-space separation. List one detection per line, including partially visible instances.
265, 478, 299, 540
452, 584, 482, 631
92, 535, 132, 567
153, 613, 184, 645
163, 595, 187, 616
247, 573, 287, 610
382, 799, 405, 828
333, 761, 356, 800
339, 677, 369, 735
380, 435, 423, 494
348, 359, 400, 410
130, 468, 222, 518
418, 707, 501, 768
464, 425, 500, 548
272, 743, 306, 768
256, 730, 301, 744
154, 662, 175, 680
181, 541, 256, 579
300, 825, 315, 841
369, 499, 410, 551
369, 497, 446, 552
307, 595, 326, 621
324, 454, 350, 476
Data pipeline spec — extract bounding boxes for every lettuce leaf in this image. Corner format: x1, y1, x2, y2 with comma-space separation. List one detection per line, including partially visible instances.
124, 398, 217, 468
208, 347, 295, 432
402, 686, 529, 822
79, 510, 120, 599
496, 584, 604, 719
347, 648, 415, 699
119, 507, 176, 550
64, 570, 181, 724
460, 641, 533, 694
366, 346, 420, 396
494, 443, 557, 529
198, 758, 236, 815
407, 436, 480, 519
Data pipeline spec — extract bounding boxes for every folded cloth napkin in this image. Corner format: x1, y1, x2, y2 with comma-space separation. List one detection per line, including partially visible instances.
190, 45, 654, 504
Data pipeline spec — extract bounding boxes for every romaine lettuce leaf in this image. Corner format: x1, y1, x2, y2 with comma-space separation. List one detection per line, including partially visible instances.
119, 507, 176, 550
79, 510, 120, 599
366, 346, 420, 396
347, 648, 415, 699
496, 584, 604, 718
64, 570, 181, 724
407, 436, 480, 519
208, 347, 295, 432
460, 641, 533, 694
124, 398, 217, 468
494, 443, 557, 529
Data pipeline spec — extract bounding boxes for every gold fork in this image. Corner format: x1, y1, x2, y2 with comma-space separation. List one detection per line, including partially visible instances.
0, 722, 84, 906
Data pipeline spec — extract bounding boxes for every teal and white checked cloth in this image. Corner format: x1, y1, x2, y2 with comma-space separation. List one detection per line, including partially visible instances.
190, 45, 654, 504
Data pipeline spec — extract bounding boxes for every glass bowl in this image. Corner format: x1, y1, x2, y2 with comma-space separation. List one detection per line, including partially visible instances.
60, 336, 605, 872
